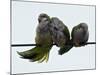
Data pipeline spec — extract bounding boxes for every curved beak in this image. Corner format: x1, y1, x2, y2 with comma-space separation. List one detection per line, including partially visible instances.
42, 18, 48, 21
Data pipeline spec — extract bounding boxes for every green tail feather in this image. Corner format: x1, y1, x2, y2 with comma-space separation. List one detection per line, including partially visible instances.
58, 45, 73, 55
30, 47, 51, 63
17, 47, 39, 59
17, 46, 52, 62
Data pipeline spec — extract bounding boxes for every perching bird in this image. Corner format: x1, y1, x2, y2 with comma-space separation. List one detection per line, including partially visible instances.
17, 13, 53, 63
71, 23, 89, 47
50, 17, 73, 55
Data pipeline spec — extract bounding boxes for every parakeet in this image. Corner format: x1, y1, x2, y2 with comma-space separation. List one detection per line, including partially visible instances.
71, 23, 89, 47
50, 17, 73, 55
17, 13, 53, 63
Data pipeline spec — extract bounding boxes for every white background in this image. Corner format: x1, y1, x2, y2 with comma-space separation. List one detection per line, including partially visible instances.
12, 1, 95, 74
0, 0, 99, 75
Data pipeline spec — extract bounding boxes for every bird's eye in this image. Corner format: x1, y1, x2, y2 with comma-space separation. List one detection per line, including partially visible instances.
38, 18, 41, 23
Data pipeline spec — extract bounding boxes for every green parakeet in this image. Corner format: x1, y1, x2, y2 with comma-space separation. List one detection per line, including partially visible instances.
17, 13, 53, 63
71, 23, 89, 47
50, 17, 73, 55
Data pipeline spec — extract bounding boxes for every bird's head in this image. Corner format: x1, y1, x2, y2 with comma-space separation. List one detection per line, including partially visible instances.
78, 23, 88, 31
38, 13, 50, 24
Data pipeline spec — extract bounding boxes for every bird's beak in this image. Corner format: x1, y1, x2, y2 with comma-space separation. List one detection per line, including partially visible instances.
42, 18, 48, 21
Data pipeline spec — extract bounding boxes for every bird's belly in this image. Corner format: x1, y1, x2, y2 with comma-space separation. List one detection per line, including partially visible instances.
73, 31, 83, 43
35, 32, 52, 45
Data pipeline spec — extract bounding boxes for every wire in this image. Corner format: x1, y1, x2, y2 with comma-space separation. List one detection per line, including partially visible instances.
11, 42, 96, 47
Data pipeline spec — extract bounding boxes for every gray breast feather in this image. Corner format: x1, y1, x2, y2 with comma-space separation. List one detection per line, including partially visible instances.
73, 28, 89, 43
